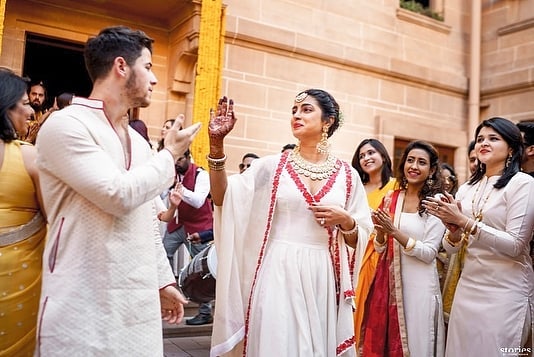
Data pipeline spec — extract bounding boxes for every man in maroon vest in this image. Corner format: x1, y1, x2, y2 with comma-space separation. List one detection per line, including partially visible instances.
163, 149, 214, 325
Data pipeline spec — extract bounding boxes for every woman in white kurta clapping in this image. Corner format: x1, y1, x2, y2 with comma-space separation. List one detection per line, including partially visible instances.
423, 117, 534, 357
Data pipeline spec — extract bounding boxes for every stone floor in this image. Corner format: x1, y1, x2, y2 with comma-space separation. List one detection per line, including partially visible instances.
163, 335, 211, 357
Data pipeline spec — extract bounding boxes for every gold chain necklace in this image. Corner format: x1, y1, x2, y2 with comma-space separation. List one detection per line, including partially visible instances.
471, 177, 495, 221
289, 146, 338, 180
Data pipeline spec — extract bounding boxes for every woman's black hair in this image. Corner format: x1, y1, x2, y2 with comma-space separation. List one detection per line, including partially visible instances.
440, 162, 458, 195
297, 89, 341, 137
469, 117, 522, 189
0, 68, 30, 142
351, 138, 393, 189
397, 140, 443, 215
157, 118, 176, 152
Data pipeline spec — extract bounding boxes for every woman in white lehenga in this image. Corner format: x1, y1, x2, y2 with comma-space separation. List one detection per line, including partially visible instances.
424, 117, 534, 357
206, 90, 373, 357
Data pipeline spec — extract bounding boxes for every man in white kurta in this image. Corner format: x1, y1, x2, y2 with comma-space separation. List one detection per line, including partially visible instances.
34, 26, 198, 356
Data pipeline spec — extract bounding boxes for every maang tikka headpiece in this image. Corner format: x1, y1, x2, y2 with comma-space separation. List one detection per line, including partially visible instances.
295, 91, 308, 103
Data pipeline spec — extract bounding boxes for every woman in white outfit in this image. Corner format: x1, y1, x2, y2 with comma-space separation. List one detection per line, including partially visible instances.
207, 90, 373, 356
424, 117, 534, 357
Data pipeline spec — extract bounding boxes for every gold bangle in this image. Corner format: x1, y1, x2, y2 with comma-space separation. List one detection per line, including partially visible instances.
337, 219, 357, 235
468, 218, 479, 237
373, 231, 387, 246
462, 218, 471, 232
404, 237, 416, 252
375, 238, 387, 246
461, 218, 478, 242
206, 154, 227, 171
206, 154, 226, 163
208, 163, 225, 171
444, 230, 460, 247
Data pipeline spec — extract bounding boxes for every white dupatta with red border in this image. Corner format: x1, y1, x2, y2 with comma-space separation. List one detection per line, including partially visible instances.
211, 153, 372, 357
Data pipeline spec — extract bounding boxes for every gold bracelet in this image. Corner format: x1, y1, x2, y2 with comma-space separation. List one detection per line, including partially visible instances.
206, 154, 227, 171
462, 218, 471, 232
460, 218, 478, 243
468, 218, 479, 237
459, 218, 472, 243
375, 238, 387, 246
208, 162, 225, 171
404, 237, 416, 252
337, 219, 357, 235
206, 154, 226, 163
373, 231, 387, 246
444, 230, 460, 247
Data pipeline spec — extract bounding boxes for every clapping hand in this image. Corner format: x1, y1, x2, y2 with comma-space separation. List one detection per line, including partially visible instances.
371, 208, 395, 235
422, 191, 461, 232
208, 96, 237, 141
164, 116, 201, 159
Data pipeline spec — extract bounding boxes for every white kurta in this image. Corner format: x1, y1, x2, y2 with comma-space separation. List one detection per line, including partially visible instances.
35, 97, 176, 356
444, 174, 534, 357
398, 212, 445, 357
211, 154, 373, 357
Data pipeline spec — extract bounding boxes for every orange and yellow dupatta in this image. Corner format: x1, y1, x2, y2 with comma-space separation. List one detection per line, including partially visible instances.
360, 190, 409, 357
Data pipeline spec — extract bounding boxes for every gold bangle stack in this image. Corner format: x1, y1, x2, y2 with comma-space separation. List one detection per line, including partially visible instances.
459, 217, 478, 244
206, 154, 227, 171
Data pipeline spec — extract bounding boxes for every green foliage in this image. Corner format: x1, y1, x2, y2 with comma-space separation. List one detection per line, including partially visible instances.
399, 0, 444, 21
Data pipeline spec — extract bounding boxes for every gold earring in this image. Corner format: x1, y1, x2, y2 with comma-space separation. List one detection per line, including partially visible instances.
316, 125, 330, 154
505, 153, 512, 168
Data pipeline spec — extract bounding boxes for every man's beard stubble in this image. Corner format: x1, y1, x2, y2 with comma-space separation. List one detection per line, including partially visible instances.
125, 70, 150, 108
30, 101, 43, 113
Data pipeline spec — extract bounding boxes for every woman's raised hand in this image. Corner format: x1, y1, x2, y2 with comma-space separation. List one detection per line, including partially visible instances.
208, 96, 237, 142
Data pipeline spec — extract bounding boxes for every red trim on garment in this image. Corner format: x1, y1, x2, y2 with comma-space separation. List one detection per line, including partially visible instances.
71, 97, 132, 169
48, 217, 64, 273
286, 158, 343, 302
242, 151, 290, 357
36, 295, 49, 356
342, 162, 357, 285
336, 335, 356, 356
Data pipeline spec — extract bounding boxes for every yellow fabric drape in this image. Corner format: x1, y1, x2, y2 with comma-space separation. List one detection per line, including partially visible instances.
354, 179, 397, 350
0, 141, 47, 356
0, 0, 7, 57
191, 0, 225, 168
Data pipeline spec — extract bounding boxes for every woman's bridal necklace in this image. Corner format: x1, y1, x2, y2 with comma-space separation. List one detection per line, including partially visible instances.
289, 145, 338, 180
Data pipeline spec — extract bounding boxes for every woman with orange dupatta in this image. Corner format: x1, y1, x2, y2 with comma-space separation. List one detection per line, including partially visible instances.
360, 140, 446, 357
351, 139, 396, 349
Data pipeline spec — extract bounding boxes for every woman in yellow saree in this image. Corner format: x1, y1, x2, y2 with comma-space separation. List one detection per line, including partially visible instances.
0, 68, 46, 356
